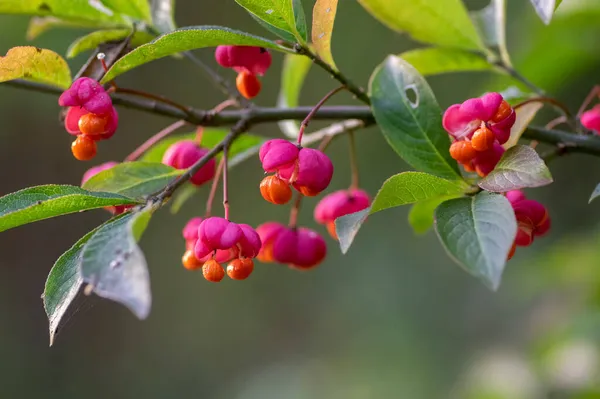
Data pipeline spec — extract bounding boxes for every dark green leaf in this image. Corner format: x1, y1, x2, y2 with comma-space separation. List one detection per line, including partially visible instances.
0, 185, 138, 233
478, 145, 553, 192
151, 0, 176, 33
43, 214, 127, 345
530, 0, 557, 24
277, 53, 312, 138
408, 195, 459, 235
311, 0, 338, 68
235, 0, 307, 43
371, 172, 468, 214
434, 192, 517, 290
357, 0, 485, 50
589, 184, 600, 204
0, 46, 72, 88
80, 208, 153, 319
67, 29, 155, 58
82, 162, 182, 200
101, 26, 292, 83
400, 48, 492, 76
369, 55, 462, 180
335, 208, 369, 254
139, 129, 264, 166
101, 0, 152, 22
0, 0, 131, 27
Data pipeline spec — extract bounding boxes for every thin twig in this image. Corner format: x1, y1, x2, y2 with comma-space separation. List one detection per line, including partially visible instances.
205, 157, 225, 217
6, 79, 600, 157
124, 120, 187, 162
288, 192, 303, 228
347, 131, 359, 189
115, 87, 196, 119
298, 85, 345, 144
496, 64, 545, 96
577, 85, 600, 117
295, 45, 370, 105
222, 144, 230, 220
514, 96, 572, 119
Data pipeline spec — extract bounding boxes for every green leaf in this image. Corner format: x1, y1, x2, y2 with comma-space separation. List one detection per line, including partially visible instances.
311, 0, 338, 69
277, 53, 312, 138
408, 195, 459, 235
0, 0, 131, 27
82, 162, 183, 200
101, 25, 292, 83
0, 185, 138, 233
371, 172, 468, 214
400, 48, 492, 76
80, 208, 153, 319
471, 0, 512, 66
530, 0, 557, 24
589, 184, 600, 204
101, 0, 152, 22
67, 29, 155, 58
0, 46, 71, 88
335, 172, 468, 253
26, 16, 103, 40
369, 55, 461, 180
357, 0, 485, 50
478, 145, 553, 192
335, 208, 369, 254
139, 129, 265, 165
434, 192, 517, 290
503, 102, 543, 149
151, 0, 176, 33
43, 214, 127, 346
235, 0, 307, 43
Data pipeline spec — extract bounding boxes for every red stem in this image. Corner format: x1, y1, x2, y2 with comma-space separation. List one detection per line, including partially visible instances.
222, 146, 230, 220
577, 85, 600, 117
124, 120, 187, 162
205, 157, 225, 217
297, 85, 346, 145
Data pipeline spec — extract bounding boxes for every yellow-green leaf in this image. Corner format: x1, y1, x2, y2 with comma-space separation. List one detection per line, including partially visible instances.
400, 47, 492, 76
0, 46, 71, 88
311, 0, 338, 69
357, 0, 485, 51
67, 29, 155, 58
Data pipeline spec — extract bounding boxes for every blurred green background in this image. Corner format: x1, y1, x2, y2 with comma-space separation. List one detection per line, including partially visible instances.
1, 1, 600, 398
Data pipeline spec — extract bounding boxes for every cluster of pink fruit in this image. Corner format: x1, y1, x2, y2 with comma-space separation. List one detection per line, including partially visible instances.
443, 92, 515, 177
214, 45, 272, 99
59, 77, 119, 161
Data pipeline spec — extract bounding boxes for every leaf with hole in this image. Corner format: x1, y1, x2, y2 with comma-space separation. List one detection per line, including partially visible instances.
0, 0, 132, 27
400, 48, 492, 76
0, 46, 71, 88
277, 53, 312, 138
408, 195, 460, 235
43, 214, 127, 346
530, 0, 558, 24
82, 162, 183, 200
235, 0, 307, 43
67, 29, 155, 58
369, 55, 462, 180
357, 0, 485, 50
312, 0, 338, 69
80, 208, 153, 319
335, 172, 469, 253
434, 192, 517, 290
0, 185, 138, 233
101, 26, 293, 83
478, 145, 553, 192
